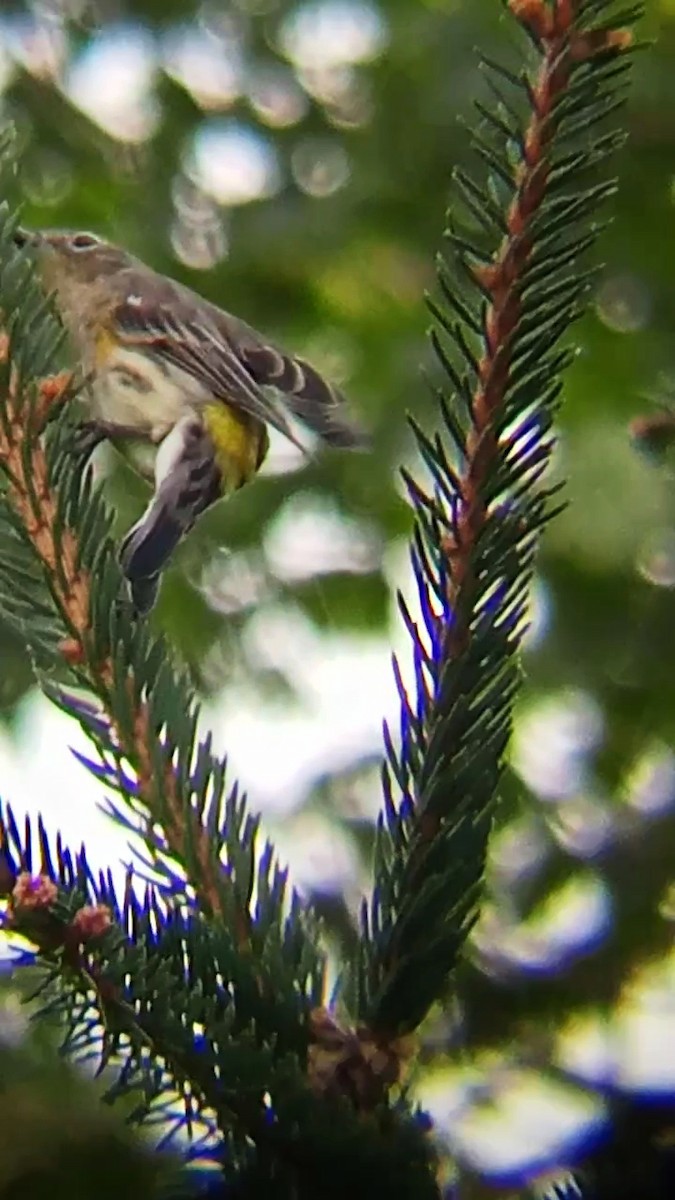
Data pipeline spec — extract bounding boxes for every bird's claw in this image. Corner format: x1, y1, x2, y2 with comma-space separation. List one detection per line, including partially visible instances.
70, 420, 107, 463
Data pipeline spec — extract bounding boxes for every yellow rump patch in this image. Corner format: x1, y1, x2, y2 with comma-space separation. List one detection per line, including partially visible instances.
203, 403, 268, 492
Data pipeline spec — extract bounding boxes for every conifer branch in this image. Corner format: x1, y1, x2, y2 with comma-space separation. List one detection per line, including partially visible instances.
0, 0, 651, 1186
443, 1, 626, 654
0, 345, 250, 941
0, 804, 440, 1199
1, 850, 267, 1142
0, 162, 433, 1187
0, 182, 331, 1143
351, 0, 643, 1041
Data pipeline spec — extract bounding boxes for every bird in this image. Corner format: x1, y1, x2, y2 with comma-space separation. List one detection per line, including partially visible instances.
14, 228, 367, 613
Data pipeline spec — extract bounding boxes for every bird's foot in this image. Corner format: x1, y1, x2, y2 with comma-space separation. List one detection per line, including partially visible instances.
70, 419, 109, 463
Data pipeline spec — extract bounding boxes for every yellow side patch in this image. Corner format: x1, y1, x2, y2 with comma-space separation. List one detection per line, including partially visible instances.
203, 403, 268, 492
94, 327, 117, 367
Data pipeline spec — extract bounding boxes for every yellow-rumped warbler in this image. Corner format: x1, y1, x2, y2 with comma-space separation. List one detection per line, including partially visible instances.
14, 228, 367, 612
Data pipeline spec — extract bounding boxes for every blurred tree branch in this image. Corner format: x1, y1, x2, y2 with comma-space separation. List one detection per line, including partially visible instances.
0, 1, 661, 1198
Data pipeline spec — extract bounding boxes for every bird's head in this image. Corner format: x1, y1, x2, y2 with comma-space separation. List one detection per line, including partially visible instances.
13, 228, 135, 327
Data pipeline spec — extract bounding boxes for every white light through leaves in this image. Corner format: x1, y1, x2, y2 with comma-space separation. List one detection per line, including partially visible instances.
291, 138, 351, 197
162, 23, 242, 109
187, 120, 281, 205
65, 22, 159, 143
264, 491, 380, 581
280, 0, 388, 70
248, 65, 309, 128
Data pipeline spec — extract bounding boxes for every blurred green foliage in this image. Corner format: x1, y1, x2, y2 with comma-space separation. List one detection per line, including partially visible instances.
0, 1011, 174, 1199
1, 0, 675, 1194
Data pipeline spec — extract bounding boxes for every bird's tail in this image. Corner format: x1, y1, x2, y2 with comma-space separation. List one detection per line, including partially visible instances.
119, 415, 222, 614
119, 504, 186, 614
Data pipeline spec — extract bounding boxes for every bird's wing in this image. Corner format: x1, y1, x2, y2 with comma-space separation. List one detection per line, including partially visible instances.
236, 340, 368, 449
110, 287, 304, 449
110, 271, 367, 451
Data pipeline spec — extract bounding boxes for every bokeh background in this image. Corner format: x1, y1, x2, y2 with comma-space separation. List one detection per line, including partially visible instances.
0, 0, 674, 1195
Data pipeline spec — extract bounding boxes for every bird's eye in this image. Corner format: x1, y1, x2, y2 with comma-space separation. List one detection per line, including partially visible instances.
70, 233, 99, 251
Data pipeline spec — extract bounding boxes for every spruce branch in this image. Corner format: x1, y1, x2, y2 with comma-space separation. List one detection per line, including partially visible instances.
0, 408, 323, 1028
0, 812, 312, 1168
0, 0, 651, 1184
0, 345, 249, 942
0, 154, 351, 1164
0, 146, 436, 1191
351, 0, 643, 1040
0, 215, 284, 961
0, 808, 440, 1200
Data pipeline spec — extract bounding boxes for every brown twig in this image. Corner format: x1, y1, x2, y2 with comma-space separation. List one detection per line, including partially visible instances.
449, 0, 578, 634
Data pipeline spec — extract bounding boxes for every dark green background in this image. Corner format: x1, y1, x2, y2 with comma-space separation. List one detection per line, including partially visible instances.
1, 1, 674, 1195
